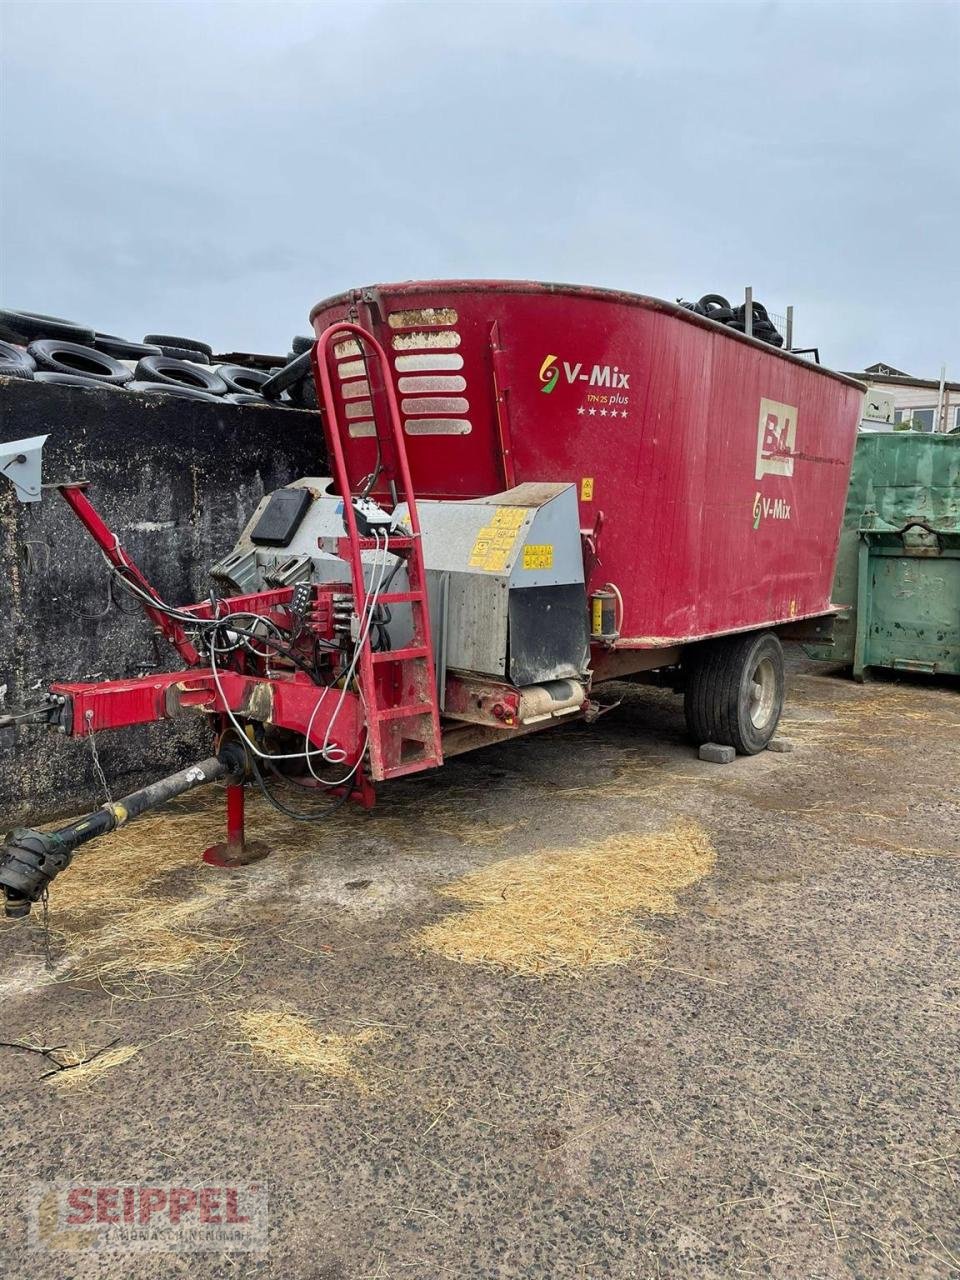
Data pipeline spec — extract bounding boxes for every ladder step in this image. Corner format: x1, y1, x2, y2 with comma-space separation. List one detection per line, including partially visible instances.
374, 702, 435, 722
371, 645, 429, 664
377, 591, 424, 605
356, 535, 417, 550
380, 757, 440, 780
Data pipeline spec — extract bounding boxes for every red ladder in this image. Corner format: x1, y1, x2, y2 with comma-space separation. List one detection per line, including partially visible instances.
313, 322, 443, 782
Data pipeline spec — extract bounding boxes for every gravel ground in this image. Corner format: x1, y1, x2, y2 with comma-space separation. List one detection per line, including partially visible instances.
0, 652, 957, 1279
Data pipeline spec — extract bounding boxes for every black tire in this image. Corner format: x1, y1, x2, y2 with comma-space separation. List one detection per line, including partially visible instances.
684, 630, 784, 755
93, 333, 162, 360
733, 301, 770, 325
34, 371, 121, 390
126, 380, 222, 403
0, 363, 34, 380
703, 305, 735, 323
291, 335, 315, 355
697, 294, 731, 311
287, 376, 318, 409
260, 350, 312, 401
0, 339, 35, 371
0, 310, 95, 345
215, 364, 274, 395
148, 343, 211, 364
27, 338, 133, 385
224, 392, 269, 405
133, 355, 227, 395
142, 334, 213, 359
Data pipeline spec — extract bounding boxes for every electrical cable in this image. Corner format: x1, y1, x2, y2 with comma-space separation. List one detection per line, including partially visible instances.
204, 528, 392, 789
102, 450, 398, 799
245, 748, 353, 823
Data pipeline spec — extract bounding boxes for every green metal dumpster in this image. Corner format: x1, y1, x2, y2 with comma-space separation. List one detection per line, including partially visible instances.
805, 431, 960, 679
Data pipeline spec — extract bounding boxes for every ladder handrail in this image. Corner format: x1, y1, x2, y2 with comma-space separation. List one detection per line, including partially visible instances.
311, 322, 443, 780
312, 322, 423, 610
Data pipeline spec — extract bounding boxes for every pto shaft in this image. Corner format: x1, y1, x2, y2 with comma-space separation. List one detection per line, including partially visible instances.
0, 749, 243, 917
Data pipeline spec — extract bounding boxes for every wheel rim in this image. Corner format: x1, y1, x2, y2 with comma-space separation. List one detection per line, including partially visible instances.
748, 657, 777, 729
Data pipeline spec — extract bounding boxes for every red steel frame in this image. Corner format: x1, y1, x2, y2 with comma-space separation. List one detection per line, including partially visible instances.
40, 321, 449, 849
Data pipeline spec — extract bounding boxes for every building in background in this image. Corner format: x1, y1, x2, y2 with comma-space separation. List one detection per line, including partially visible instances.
843, 363, 959, 432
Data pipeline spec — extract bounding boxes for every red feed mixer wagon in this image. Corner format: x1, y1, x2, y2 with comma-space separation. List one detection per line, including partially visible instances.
0, 281, 864, 916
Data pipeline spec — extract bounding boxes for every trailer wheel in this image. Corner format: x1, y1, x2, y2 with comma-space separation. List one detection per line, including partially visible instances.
684, 631, 784, 755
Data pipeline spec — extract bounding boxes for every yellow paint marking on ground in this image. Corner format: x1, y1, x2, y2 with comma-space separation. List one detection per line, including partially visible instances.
415, 821, 716, 977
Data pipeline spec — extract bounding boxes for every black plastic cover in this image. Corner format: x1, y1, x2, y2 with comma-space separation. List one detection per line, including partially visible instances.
508, 584, 591, 686
250, 487, 313, 547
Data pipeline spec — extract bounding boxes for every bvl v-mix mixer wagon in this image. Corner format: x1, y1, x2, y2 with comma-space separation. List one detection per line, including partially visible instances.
0, 281, 864, 916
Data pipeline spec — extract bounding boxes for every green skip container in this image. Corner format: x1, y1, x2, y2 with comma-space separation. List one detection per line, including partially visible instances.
805, 431, 960, 679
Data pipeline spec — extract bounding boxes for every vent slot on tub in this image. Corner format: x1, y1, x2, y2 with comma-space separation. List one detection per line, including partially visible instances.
336, 343, 375, 438
388, 308, 472, 437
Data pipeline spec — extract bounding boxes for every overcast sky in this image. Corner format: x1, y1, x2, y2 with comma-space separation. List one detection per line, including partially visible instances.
2, 0, 957, 374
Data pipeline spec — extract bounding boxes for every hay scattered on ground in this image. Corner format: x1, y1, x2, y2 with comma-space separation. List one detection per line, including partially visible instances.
39, 801, 251, 992
56, 890, 244, 992
50, 1043, 139, 1089
46, 791, 252, 919
232, 1009, 379, 1088
415, 821, 716, 977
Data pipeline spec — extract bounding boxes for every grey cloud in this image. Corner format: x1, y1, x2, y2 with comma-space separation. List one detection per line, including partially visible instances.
1, 0, 957, 374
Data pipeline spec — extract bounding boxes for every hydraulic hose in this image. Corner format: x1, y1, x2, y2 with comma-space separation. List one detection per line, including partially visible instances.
0, 747, 244, 917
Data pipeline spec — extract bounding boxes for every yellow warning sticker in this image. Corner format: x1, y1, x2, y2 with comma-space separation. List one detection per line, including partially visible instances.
580, 477, 594, 501
491, 507, 527, 529
523, 544, 554, 570
468, 507, 529, 572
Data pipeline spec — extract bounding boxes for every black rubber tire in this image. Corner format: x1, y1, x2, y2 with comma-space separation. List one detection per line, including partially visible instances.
291, 335, 315, 355
93, 333, 162, 360
215, 364, 274, 395
133, 355, 227, 395
684, 630, 785, 755
224, 392, 269, 405
126, 380, 222, 403
34, 371, 121, 390
287, 376, 318, 409
0, 310, 95, 345
142, 334, 213, 359
27, 339, 133, 385
0, 363, 34, 380
697, 294, 730, 311
260, 350, 312, 401
0, 339, 35, 371
703, 305, 735, 323
733, 301, 771, 325
148, 343, 211, 364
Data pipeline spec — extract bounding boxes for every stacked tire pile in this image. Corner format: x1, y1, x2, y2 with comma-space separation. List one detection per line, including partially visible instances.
0, 309, 311, 408
678, 294, 784, 348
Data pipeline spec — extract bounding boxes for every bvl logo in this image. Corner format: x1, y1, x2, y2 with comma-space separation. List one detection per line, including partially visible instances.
755, 398, 797, 480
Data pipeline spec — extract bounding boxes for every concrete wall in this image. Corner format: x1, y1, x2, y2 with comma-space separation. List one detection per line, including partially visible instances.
0, 379, 322, 825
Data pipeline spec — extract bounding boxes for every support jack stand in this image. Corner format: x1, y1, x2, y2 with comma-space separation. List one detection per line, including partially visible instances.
202, 784, 269, 868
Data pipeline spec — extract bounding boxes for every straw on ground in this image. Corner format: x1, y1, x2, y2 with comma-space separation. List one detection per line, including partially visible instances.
232, 1009, 380, 1088
50, 1043, 140, 1089
415, 820, 716, 977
